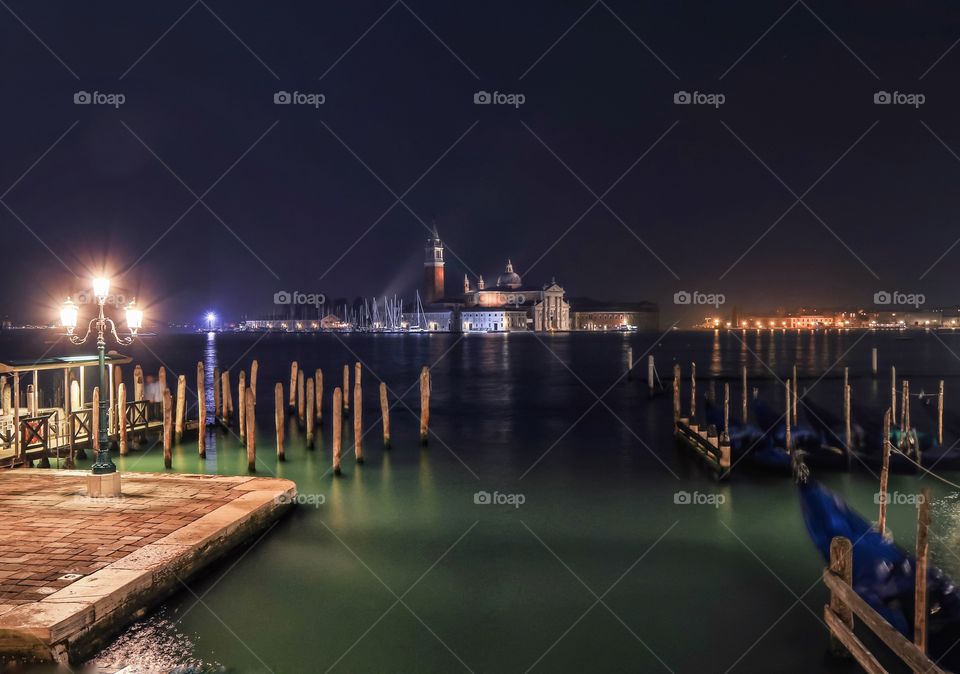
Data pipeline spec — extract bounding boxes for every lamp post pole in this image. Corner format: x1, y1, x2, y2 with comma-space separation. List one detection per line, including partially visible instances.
92, 298, 114, 474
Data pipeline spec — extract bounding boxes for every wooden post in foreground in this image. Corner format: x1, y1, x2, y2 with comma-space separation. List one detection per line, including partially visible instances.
938, 380, 944, 446
915, 488, 931, 657
275, 383, 285, 461
332, 387, 342, 475
158, 367, 167, 401
354, 382, 363, 463
878, 409, 891, 537
315, 369, 323, 426
828, 536, 853, 657
419, 366, 430, 445
134, 365, 144, 403
197, 363, 206, 457
672, 364, 680, 424
871, 347, 878, 376
626, 347, 633, 381
245, 388, 256, 472
902, 380, 911, 449
288, 361, 298, 411
250, 359, 258, 402
306, 378, 315, 447
343, 365, 350, 415
380, 381, 390, 448
175, 375, 186, 443
163, 387, 172, 469
118, 383, 128, 456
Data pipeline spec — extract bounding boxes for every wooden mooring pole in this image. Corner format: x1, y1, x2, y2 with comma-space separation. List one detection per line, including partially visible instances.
315, 369, 323, 426
250, 359, 258, 402
742, 365, 748, 424
163, 387, 172, 469
672, 364, 680, 425
380, 381, 390, 448
785, 379, 792, 453
332, 387, 342, 475
689, 363, 696, 419
197, 363, 206, 458
354, 381, 363, 463
118, 383, 128, 456
343, 365, 350, 416
91, 385, 99, 454
419, 366, 430, 445
792, 364, 798, 427
306, 377, 315, 447
879, 409, 891, 537
627, 347, 633, 381
288, 361, 298, 411
222, 370, 232, 424
647, 355, 654, 393
891, 366, 897, 425
915, 488, 931, 657
212, 366, 220, 426
238, 371, 247, 439
175, 375, 186, 443
844, 383, 852, 452
275, 383, 285, 461
297, 369, 305, 427
245, 388, 256, 472
938, 380, 944, 446
871, 347, 878, 377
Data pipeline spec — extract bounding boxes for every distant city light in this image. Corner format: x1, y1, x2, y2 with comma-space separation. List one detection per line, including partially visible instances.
206, 312, 216, 329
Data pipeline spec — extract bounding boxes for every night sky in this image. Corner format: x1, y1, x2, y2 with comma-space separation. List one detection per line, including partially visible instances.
2, 1, 960, 326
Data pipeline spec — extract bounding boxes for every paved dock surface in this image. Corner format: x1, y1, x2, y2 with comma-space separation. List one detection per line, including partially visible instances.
0, 469, 295, 664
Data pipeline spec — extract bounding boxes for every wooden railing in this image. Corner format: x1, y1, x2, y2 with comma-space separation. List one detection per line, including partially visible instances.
824, 493, 945, 674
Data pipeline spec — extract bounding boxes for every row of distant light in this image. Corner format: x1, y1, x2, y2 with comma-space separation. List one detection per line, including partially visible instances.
707, 318, 958, 328
60, 278, 143, 332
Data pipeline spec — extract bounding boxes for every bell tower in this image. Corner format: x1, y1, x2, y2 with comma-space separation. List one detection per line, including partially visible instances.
423, 223, 444, 304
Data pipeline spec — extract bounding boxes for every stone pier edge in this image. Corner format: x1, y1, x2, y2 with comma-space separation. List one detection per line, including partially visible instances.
0, 470, 297, 664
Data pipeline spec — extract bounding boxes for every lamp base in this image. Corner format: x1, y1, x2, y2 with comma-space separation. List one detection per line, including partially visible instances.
87, 471, 121, 498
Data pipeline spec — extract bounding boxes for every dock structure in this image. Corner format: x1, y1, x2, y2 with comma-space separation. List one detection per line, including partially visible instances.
0, 469, 295, 665
672, 363, 731, 479
0, 355, 203, 468
823, 495, 943, 673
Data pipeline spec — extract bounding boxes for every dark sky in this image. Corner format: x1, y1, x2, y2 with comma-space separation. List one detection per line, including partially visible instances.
2, 1, 960, 326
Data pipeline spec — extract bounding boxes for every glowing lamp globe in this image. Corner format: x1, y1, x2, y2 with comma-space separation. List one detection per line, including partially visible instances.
60, 298, 78, 330
93, 277, 110, 301
125, 302, 144, 331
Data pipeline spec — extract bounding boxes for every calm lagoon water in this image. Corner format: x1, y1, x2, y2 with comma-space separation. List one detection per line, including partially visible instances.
7, 328, 960, 673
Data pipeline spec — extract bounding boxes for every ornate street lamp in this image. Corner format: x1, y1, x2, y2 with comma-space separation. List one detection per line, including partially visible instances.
61, 278, 143, 475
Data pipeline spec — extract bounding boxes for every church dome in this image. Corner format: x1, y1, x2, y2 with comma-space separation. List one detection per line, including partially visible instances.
497, 259, 522, 289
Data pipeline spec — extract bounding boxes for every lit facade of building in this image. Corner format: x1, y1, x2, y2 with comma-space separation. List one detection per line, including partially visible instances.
463, 261, 571, 331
